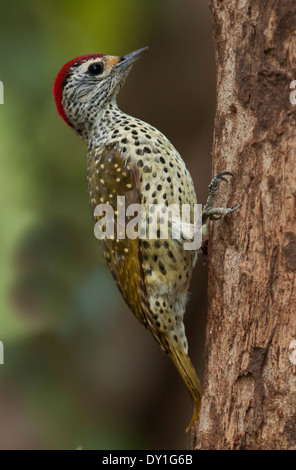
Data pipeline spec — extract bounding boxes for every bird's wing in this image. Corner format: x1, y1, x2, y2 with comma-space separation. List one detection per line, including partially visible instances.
88, 144, 161, 339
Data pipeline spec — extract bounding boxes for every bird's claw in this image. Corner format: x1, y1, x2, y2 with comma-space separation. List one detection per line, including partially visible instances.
202, 171, 240, 225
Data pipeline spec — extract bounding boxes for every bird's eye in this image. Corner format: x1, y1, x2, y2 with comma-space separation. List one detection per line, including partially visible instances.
88, 62, 104, 76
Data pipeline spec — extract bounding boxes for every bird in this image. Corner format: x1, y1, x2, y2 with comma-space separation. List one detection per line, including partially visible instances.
53, 47, 239, 431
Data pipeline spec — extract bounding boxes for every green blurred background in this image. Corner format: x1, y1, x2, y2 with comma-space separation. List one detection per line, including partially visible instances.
0, 0, 215, 449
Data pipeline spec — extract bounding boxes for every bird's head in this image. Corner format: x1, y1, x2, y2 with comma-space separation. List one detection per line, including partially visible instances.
53, 47, 148, 135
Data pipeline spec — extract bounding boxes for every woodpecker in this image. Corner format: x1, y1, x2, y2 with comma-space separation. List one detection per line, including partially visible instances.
53, 47, 239, 431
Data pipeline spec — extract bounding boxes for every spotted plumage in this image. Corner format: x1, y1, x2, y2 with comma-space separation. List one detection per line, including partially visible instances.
54, 47, 204, 430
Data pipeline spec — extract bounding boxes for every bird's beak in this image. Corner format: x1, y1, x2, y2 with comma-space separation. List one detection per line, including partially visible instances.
114, 47, 149, 72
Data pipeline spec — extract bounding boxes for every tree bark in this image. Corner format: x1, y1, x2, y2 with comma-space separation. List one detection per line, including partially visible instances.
193, 0, 296, 450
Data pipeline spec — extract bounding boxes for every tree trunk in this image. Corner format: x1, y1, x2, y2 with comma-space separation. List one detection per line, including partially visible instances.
193, 0, 296, 450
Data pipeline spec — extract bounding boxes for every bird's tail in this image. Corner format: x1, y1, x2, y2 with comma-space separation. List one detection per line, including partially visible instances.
167, 337, 202, 432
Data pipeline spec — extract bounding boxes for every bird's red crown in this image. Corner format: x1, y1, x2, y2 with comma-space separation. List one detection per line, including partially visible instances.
53, 54, 105, 126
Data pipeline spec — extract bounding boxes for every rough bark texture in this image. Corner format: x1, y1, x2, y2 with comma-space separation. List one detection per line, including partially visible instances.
193, 0, 296, 450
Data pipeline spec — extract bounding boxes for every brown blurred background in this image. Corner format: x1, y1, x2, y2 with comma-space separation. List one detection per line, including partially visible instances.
0, 0, 215, 449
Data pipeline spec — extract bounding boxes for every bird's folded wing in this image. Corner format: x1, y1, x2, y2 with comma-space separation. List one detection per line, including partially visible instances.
87, 144, 165, 348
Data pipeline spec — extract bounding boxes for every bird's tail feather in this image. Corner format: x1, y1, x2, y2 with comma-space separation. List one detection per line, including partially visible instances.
167, 337, 202, 432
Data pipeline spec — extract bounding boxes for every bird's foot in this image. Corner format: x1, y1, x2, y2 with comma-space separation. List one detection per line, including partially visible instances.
202, 172, 241, 235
